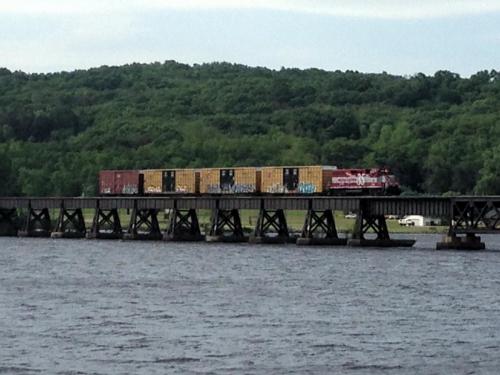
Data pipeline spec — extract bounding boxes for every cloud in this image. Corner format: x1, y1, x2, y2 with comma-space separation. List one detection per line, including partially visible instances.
2, 0, 500, 19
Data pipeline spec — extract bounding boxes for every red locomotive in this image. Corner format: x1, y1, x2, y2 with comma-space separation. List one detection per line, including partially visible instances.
329, 168, 400, 195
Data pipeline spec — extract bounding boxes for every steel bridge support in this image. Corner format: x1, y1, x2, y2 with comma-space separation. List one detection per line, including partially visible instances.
124, 205, 162, 241
348, 202, 415, 247
51, 205, 86, 239
87, 203, 122, 240
297, 201, 347, 245
164, 208, 204, 241
206, 205, 247, 243
18, 206, 52, 238
249, 201, 291, 244
0, 208, 19, 236
436, 200, 489, 250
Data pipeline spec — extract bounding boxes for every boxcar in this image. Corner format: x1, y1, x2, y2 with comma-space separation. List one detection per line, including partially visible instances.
99, 170, 143, 195
260, 166, 336, 194
199, 167, 260, 194
142, 169, 198, 194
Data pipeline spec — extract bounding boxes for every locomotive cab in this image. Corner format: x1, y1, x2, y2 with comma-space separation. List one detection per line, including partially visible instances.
328, 168, 401, 195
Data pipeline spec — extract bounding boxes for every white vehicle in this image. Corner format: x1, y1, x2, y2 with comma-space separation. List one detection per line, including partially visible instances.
399, 215, 418, 226
398, 215, 442, 227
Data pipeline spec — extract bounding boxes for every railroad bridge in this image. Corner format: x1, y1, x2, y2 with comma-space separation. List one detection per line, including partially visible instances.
0, 196, 499, 250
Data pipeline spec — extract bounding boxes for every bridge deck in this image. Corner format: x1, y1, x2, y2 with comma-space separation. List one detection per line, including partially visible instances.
0, 195, 451, 216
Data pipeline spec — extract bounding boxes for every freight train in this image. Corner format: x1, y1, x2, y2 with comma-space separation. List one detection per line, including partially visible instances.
99, 166, 401, 196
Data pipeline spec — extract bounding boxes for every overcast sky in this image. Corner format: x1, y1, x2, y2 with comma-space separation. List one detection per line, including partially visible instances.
1, 0, 499, 76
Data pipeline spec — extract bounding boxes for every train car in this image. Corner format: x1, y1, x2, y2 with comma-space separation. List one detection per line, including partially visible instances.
142, 169, 198, 194
99, 170, 143, 195
329, 168, 401, 195
98, 166, 400, 196
199, 167, 260, 194
260, 166, 337, 194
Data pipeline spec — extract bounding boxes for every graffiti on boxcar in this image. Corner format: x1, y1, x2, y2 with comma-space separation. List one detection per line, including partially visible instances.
298, 183, 317, 194
230, 184, 256, 194
122, 185, 139, 194
207, 184, 256, 194
266, 184, 287, 194
145, 186, 162, 193
207, 184, 220, 194
265, 183, 317, 194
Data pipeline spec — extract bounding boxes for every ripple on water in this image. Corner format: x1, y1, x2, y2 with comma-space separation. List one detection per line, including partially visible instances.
1, 235, 500, 373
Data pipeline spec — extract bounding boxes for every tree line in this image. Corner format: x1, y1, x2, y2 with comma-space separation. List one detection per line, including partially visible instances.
0, 62, 499, 196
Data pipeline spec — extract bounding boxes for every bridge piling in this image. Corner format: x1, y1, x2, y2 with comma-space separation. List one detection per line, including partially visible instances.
435, 199, 489, 250
206, 200, 246, 242
18, 204, 51, 238
87, 201, 123, 240
249, 200, 291, 244
0, 208, 19, 237
123, 205, 162, 241
164, 206, 204, 242
51, 204, 86, 239
297, 200, 347, 246
348, 201, 415, 247
436, 233, 485, 250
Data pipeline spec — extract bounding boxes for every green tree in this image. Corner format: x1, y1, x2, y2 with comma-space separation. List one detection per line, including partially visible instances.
475, 146, 500, 194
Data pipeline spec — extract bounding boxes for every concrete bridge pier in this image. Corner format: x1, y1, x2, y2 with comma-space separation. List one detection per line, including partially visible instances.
87, 205, 123, 240
51, 205, 86, 239
124, 207, 163, 241
18, 206, 52, 238
164, 208, 204, 241
436, 233, 485, 250
0, 208, 19, 237
297, 202, 347, 246
348, 209, 415, 248
206, 207, 247, 243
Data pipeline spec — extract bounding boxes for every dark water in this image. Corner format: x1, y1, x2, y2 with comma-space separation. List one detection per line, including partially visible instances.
1, 235, 500, 374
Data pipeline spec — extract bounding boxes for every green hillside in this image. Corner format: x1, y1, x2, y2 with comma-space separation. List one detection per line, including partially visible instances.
0, 61, 499, 196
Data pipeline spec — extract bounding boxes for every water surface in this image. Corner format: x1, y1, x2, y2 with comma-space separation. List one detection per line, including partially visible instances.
1, 235, 500, 374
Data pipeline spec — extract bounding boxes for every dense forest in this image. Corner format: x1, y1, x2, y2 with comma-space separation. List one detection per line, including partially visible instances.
0, 61, 499, 196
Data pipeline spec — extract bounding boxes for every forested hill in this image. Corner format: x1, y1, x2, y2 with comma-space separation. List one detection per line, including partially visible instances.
0, 61, 499, 196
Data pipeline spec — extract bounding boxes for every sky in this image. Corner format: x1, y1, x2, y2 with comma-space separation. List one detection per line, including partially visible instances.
1, 0, 500, 76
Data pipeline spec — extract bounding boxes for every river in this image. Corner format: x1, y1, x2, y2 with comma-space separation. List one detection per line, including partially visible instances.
1, 235, 500, 374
